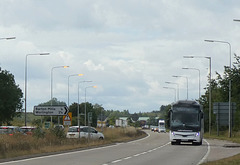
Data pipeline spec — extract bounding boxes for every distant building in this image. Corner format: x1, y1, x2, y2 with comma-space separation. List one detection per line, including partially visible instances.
115, 117, 128, 127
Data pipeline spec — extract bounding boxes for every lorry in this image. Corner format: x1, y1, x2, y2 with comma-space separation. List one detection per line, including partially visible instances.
158, 120, 166, 133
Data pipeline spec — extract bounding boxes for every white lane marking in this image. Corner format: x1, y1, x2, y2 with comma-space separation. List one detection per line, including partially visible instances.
108, 142, 171, 164
123, 157, 132, 160
196, 139, 210, 165
0, 132, 151, 165
133, 153, 141, 157
112, 159, 122, 163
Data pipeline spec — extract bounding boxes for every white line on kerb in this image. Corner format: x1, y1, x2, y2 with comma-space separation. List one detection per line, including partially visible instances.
196, 139, 210, 165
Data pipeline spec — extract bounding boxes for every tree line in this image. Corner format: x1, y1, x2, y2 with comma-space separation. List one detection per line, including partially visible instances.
199, 54, 240, 132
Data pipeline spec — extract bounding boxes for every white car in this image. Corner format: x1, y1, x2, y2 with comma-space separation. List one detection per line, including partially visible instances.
66, 126, 104, 140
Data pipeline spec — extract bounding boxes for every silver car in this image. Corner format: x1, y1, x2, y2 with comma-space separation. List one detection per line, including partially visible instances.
66, 126, 104, 140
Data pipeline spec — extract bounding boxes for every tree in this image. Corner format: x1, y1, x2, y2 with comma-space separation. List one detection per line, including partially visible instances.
0, 69, 23, 125
199, 54, 240, 131
38, 98, 66, 106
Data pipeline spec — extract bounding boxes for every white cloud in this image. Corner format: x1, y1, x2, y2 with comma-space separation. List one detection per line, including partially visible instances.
84, 60, 104, 71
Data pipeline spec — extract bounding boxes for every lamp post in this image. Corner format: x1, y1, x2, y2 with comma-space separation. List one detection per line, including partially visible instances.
0, 37, 16, 40
183, 55, 212, 135
51, 66, 69, 125
67, 74, 84, 107
78, 81, 92, 130
205, 39, 232, 138
182, 67, 201, 99
51, 66, 69, 104
163, 87, 176, 102
165, 82, 179, 100
172, 75, 189, 100
233, 19, 240, 22
24, 53, 50, 126
85, 86, 97, 126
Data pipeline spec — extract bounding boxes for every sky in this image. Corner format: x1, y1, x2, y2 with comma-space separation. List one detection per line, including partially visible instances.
1, 0, 240, 113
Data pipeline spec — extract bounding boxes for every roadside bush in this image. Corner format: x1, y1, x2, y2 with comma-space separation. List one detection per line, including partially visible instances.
32, 127, 45, 138
50, 127, 66, 139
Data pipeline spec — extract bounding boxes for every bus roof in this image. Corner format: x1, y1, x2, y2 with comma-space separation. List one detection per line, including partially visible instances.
172, 100, 200, 106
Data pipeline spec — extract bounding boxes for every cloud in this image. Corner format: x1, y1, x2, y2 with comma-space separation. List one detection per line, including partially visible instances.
84, 60, 104, 71
1, 0, 240, 113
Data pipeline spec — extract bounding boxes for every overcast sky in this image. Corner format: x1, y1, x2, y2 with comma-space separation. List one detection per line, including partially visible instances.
1, 0, 240, 113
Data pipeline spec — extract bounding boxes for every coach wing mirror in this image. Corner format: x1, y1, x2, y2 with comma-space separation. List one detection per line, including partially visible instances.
200, 112, 204, 119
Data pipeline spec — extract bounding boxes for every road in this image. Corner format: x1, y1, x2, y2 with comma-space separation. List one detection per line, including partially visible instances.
0, 130, 211, 165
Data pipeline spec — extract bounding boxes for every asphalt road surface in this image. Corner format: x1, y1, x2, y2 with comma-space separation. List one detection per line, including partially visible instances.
0, 130, 213, 165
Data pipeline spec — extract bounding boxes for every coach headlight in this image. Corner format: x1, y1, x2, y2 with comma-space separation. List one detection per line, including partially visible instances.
195, 132, 200, 137
171, 131, 175, 136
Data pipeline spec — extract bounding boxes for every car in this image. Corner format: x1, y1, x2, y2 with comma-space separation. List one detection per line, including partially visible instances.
54, 125, 64, 130
154, 127, 159, 132
0, 126, 20, 135
20, 126, 36, 135
66, 126, 104, 140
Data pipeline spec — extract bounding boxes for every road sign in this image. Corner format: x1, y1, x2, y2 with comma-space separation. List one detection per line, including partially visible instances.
213, 102, 236, 126
63, 112, 72, 126
88, 112, 92, 124
33, 106, 69, 116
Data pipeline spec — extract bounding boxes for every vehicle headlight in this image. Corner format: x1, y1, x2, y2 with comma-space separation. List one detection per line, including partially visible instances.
171, 132, 175, 136
195, 132, 200, 137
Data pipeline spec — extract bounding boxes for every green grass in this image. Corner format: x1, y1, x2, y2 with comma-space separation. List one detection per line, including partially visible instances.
201, 154, 240, 165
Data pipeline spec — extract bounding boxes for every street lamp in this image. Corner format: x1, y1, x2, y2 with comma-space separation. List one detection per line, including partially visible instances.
165, 82, 179, 100
51, 66, 69, 125
24, 53, 50, 126
51, 66, 69, 104
182, 67, 201, 99
78, 81, 92, 131
163, 87, 176, 102
67, 74, 84, 107
84, 85, 97, 126
233, 19, 240, 22
0, 36, 16, 70
172, 75, 189, 100
0, 37, 16, 40
183, 55, 212, 135
204, 39, 232, 137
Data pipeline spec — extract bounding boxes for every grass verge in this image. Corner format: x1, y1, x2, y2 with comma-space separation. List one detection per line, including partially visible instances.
0, 127, 146, 160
